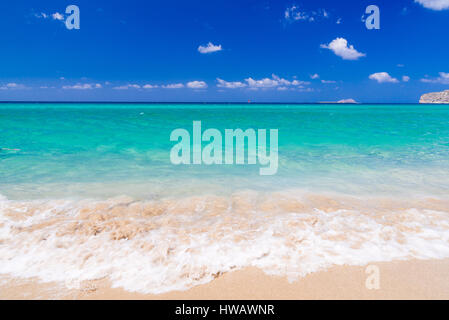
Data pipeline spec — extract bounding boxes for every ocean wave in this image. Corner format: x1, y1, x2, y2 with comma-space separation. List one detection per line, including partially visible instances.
1, 191, 449, 294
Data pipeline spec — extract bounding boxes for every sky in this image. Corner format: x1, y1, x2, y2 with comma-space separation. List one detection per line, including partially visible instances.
0, 0, 448, 103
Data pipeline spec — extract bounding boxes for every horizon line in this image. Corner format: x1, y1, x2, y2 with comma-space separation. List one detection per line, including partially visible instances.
0, 101, 438, 105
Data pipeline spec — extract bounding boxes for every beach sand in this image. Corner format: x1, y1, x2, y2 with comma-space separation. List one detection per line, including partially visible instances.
1, 259, 448, 300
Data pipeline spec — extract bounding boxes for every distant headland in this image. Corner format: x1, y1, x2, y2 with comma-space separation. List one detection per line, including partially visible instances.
420, 90, 449, 104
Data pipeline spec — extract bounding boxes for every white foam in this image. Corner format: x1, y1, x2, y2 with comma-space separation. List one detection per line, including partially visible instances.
1, 192, 449, 294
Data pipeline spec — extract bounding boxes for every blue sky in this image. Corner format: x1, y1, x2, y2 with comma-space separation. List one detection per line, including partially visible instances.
0, 0, 448, 103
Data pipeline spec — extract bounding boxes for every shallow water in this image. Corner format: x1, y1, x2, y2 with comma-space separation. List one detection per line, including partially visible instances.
1, 103, 449, 293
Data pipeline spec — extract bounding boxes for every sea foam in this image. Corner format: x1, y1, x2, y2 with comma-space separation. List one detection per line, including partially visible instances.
1, 190, 449, 294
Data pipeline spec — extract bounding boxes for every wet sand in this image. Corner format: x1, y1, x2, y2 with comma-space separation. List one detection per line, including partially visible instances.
1, 259, 449, 300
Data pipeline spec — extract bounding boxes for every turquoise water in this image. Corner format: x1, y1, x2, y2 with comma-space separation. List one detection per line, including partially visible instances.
1, 103, 449, 199
2, 103, 449, 294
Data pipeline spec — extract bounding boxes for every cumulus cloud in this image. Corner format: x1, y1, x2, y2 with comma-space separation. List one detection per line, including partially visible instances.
34, 11, 65, 21
245, 77, 279, 88
402, 76, 410, 82
216, 78, 247, 89
415, 0, 449, 10
198, 42, 222, 54
186, 81, 208, 89
310, 74, 320, 79
292, 80, 310, 86
113, 84, 141, 90
321, 38, 366, 60
244, 74, 310, 89
0, 83, 26, 90
162, 83, 185, 89
63, 83, 102, 90
369, 72, 399, 83
143, 84, 158, 89
52, 12, 64, 21
421, 72, 449, 84
272, 74, 296, 86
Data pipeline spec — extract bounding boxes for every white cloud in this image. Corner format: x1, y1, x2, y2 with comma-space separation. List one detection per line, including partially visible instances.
143, 84, 158, 89
321, 38, 366, 60
310, 74, 320, 79
245, 74, 310, 89
285, 6, 309, 21
291, 79, 310, 86
0, 83, 26, 90
187, 81, 208, 89
369, 72, 399, 83
298, 87, 314, 93
415, 0, 449, 10
162, 83, 184, 89
113, 84, 141, 90
63, 83, 102, 90
402, 76, 410, 82
216, 78, 247, 89
321, 80, 336, 84
35, 12, 65, 23
336, 18, 342, 24
35, 13, 49, 19
198, 42, 222, 54
272, 74, 295, 86
52, 12, 64, 21
421, 72, 449, 84
245, 77, 279, 88
285, 6, 329, 22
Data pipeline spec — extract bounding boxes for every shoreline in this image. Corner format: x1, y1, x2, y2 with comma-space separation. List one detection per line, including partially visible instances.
1, 259, 449, 300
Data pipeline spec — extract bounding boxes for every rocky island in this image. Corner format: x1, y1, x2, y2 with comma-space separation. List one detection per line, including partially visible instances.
419, 90, 449, 104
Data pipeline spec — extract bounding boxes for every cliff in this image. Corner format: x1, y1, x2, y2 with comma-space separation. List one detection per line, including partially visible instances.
419, 90, 449, 104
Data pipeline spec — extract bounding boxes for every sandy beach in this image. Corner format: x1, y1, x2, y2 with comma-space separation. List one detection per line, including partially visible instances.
1, 259, 448, 300
3, 0, 449, 304
3, 105, 449, 301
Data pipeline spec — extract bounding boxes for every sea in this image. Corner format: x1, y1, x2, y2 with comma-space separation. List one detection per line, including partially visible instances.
1, 103, 449, 293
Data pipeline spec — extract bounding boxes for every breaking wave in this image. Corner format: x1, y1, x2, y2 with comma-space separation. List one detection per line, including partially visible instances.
1, 190, 449, 294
